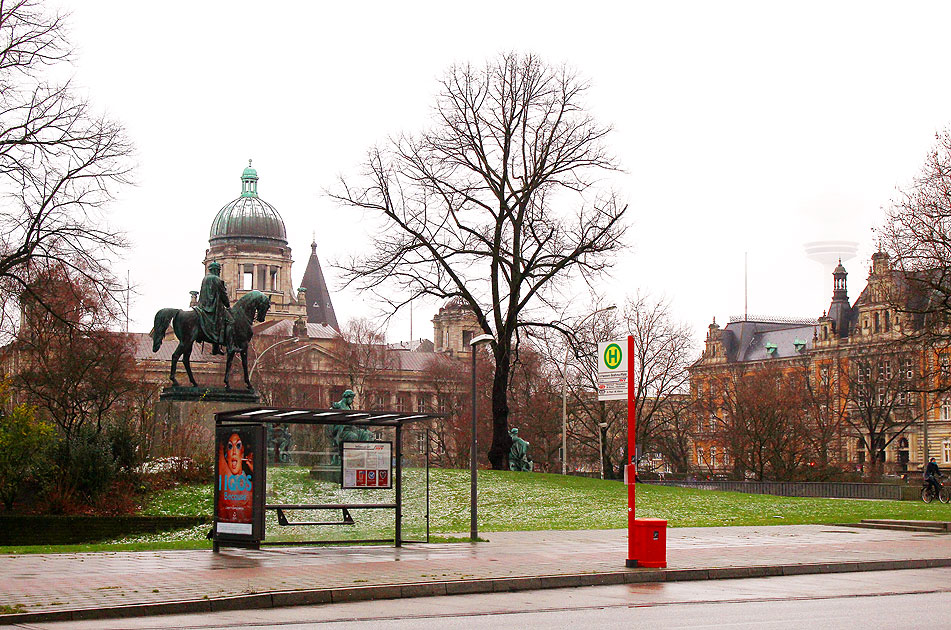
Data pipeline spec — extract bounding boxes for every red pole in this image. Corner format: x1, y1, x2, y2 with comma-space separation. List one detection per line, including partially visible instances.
626, 334, 637, 567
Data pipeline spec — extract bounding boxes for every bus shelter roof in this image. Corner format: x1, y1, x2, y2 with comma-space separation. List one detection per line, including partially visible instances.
214, 407, 444, 428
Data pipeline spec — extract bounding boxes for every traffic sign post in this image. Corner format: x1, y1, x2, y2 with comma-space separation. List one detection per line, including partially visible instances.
623, 334, 667, 568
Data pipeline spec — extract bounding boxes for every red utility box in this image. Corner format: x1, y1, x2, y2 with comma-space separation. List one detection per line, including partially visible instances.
627, 518, 667, 568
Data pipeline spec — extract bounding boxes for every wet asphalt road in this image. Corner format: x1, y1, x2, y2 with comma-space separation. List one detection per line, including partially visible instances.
5, 566, 951, 630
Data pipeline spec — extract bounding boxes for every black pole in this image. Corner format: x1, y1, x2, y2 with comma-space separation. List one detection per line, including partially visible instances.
426, 429, 431, 543
395, 424, 402, 547
470, 346, 478, 541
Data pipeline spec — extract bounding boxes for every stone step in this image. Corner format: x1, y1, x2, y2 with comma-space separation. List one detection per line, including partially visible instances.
861, 519, 951, 530
840, 522, 948, 533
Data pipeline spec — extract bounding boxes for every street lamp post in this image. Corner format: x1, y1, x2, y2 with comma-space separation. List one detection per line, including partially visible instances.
248, 337, 299, 379
561, 305, 616, 475
469, 333, 494, 541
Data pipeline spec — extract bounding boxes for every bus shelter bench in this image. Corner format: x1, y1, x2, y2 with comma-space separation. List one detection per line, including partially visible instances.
265, 503, 398, 527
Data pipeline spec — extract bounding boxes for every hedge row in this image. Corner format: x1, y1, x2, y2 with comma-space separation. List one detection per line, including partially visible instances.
0, 515, 211, 545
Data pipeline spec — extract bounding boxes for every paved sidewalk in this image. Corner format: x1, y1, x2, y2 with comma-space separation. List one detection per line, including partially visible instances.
1, 525, 950, 624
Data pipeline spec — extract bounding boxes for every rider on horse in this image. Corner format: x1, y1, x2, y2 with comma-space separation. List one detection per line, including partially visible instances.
195, 261, 235, 355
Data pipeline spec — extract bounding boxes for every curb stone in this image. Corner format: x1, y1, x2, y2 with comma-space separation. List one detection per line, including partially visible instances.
3, 557, 951, 624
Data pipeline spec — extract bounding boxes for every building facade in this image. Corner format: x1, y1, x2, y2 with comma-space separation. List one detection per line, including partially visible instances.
688, 252, 951, 477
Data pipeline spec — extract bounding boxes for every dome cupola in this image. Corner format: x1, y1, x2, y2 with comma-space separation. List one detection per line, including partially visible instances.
209, 160, 287, 246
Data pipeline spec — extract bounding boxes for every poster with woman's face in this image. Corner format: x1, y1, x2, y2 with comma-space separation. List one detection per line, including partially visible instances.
215, 427, 257, 536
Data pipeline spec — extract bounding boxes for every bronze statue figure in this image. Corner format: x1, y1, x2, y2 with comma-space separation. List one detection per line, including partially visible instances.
329, 390, 374, 464
508, 427, 533, 472
151, 288, 270, 390
195, 261, 234, 355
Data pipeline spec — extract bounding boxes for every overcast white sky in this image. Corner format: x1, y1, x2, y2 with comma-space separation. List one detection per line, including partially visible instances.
58, 1, 951, 346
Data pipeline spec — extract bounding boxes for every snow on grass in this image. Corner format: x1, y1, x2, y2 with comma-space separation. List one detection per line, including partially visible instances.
127, 468, 951, 545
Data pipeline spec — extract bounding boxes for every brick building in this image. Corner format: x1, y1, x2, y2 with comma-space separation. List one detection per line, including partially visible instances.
688, 251, 951, 477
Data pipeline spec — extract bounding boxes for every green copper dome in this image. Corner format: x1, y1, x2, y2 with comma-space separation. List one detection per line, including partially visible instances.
209, 162, 287, 246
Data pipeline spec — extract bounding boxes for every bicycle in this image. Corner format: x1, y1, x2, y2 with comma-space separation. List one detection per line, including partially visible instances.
921, 478, 950, 503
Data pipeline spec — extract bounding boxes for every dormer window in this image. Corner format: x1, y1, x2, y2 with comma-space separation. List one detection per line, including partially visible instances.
765, 343, 777, 357
793, 339, 806, 352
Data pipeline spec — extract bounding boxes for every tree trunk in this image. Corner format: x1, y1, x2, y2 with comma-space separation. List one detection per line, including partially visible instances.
488, 352, 513, 470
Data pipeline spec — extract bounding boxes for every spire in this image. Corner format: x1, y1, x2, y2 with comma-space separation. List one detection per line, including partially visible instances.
299, 236, 339, 330
311, 231, 317, 255
827, 260, 852, 338
240, 159, 259, 197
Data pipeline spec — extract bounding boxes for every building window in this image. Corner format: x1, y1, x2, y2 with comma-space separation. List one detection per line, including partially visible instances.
415, 431, 426, 454
710, 446, 717, 467
416, 396, 428, 413
941, 400, 951, 422
944, 440, 951, 465
462, 330, 472, 346
903, 358, 914, 380
874, 312, 880, 333
243, 268, 253, 290
820, 366, 830, 387
857, 364, 870, 384
696, 448, 704, 465
708, 414, 717, 432
884, 311, 891, 332
882, 360, 891, 380
437, 395, 448, 414
396, 395, 407, 412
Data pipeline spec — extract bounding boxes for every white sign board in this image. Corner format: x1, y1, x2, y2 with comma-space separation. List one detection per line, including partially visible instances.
597, 339, 628, 401
342, 441, 392, 489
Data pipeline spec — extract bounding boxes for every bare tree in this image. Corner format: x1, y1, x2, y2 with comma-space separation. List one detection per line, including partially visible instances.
333, 318, 397, 403
797, 355, 849, 474
542, 304, 623, 476
545, 293, 692, 477
623, 293, 695, 468
840, 346, 923, 477
332, 53, 628, 469
0, 0, 133, 342
419, 355, 469, 468
713, 363, 810, 481
652, 394, 695, 474
13, 265, 138, 440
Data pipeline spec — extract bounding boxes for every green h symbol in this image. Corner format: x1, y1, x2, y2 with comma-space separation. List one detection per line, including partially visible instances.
604, 343, 622, 369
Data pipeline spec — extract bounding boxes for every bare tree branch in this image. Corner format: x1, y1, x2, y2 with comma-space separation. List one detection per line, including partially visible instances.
331, 53, 628, 468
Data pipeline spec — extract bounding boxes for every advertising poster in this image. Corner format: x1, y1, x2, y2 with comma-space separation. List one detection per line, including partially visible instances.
342, 441, 392, 489
214, 424, 265, 542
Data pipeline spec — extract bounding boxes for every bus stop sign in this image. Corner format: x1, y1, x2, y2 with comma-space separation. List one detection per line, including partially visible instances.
597, 340, 628, 401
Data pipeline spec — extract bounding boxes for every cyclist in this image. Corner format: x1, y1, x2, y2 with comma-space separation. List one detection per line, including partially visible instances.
924, 457, 942, 499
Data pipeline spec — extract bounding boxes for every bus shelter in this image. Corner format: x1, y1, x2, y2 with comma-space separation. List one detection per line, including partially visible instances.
212, 406, 442, 552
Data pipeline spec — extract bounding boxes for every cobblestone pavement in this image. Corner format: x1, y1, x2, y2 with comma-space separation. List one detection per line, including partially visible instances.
0, 525, 949, 620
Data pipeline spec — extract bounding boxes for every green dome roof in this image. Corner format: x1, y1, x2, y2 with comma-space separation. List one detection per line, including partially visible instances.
209, 162, 287, 245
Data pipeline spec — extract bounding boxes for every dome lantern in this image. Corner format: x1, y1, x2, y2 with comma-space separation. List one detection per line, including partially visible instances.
241, 159, 259, 197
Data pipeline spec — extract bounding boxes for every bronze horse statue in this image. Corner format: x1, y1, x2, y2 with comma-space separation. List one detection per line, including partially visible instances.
150, 290, 271, 390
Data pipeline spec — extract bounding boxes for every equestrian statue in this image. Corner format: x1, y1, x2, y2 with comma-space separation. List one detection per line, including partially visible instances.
150, 261, 271, 390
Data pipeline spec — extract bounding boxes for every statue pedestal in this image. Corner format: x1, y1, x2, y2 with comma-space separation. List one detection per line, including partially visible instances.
159, 386, 260, 404
153, 388, 261, 460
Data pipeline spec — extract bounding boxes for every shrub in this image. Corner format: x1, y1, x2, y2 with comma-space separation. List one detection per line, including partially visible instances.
0, 400, 55, 510
49, 426, 116, 502
107, 421, 144, 475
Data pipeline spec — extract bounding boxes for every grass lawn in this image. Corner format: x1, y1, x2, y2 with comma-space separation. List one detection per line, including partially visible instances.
3, 468, 950, 553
